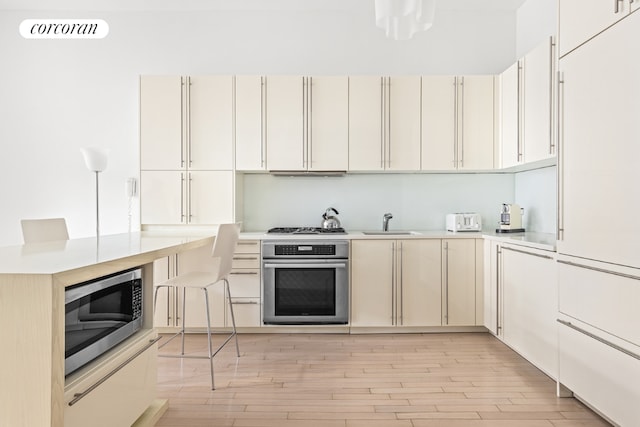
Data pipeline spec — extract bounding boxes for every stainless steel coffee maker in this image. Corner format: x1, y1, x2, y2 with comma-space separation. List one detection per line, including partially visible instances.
496, 203, 525, 233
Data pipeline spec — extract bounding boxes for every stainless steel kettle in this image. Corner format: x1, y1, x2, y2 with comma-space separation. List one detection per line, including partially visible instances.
321, 207, 341, 229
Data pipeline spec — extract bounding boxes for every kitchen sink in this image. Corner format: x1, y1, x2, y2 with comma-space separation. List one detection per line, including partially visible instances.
361, 231, 417, 235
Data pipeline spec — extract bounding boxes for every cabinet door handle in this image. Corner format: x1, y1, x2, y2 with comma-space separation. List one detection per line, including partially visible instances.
261, 76, 266, 167
187, 173, 193, 222
557, 260, 640, 281
453, 78, 459, 167
398, 241, 403, 325
231, 300, 259, 305
187, 76, 193, 167
230, 271, 259, 276
558, 319, 640, 361
233, 256, 259, 260
501, 246, 554, 260
180, 173, 185, 223
391, 241, 396, 326
459, 77, 465, 168
557, 71, 565, 240
443, 241, 449, 324
68, 336, 162, 406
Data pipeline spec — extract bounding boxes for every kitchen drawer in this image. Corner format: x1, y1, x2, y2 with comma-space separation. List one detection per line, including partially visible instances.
558, 259, 640, 346
558, 321, 640, 426
234, 240, 261, 254
64, 335, 157, 427
228, 268, 260, 297
232, 254, 261, 269
228, 297, 261, 327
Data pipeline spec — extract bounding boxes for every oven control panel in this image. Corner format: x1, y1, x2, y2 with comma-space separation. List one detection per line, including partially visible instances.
275, 244, 336, 256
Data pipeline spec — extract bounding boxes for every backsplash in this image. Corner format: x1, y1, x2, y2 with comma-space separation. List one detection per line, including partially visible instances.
515, 166, 557, 234
242, 172, 517, 232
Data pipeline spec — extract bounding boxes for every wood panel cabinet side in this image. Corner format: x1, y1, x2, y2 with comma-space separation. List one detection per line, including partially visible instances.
0, 274, 61, 427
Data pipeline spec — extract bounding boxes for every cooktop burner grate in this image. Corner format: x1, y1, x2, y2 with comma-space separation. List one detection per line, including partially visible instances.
267, 227, 347, 234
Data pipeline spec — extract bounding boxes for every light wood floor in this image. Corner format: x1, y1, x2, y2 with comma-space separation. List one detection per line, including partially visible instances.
156, 332, 610, 427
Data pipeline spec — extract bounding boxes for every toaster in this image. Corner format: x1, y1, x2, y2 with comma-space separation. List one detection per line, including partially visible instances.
446, 213, 482, 232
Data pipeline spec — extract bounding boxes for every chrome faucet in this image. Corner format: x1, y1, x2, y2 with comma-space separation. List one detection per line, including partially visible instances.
382, 213, 393, 231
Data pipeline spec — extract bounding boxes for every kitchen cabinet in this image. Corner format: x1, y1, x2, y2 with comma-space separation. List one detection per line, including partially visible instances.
350, 239, 442, 327
483, 239, 502, 336
227, 240, 261, 327
349, 76, 421, 171
557, 9, 640, 268
558, 0, 637, 58
499, 63, 521, 168
140, 75, 233, 171
499, 38, 556, 168
557, 258, 640, 426
501, 245, 557, 379
235, 75, 266, 171
140, 170, 234, 225
140, 75, 236, 226
422, 76, 495, 171
442, 239, 477, 325
265, 75, 348, 171
153, 244, 226, 330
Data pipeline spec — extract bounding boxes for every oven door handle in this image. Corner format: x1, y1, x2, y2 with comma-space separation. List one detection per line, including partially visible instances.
263, 263, 347, 269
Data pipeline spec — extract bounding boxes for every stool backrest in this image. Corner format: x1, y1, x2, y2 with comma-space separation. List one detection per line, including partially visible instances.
211, 223, 240, 281
21, 218, 69, 243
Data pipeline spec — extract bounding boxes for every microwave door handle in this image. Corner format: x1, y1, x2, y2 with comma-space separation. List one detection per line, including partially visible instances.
263, 263, 347, 269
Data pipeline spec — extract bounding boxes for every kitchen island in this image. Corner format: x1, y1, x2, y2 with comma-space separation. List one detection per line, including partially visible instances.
0, 231, 215, 427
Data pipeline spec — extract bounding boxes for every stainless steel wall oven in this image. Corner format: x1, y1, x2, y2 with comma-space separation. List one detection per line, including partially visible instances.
262, 240, 349, 325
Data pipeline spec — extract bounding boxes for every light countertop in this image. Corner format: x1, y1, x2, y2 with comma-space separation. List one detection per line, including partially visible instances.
240, 229, 557, 251
0, 231, 215, 276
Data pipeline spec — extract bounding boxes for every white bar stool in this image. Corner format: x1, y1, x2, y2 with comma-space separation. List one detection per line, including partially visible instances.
154, 223, 241, 390
21, 218, 69, 243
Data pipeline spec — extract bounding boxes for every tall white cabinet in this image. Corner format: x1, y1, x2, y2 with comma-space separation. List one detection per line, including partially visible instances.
557, 4, 640, 425
421, 76, 495, 171
139, 75, 236, 226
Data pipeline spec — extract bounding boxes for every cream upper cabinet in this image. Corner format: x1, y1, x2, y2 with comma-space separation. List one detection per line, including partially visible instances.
235, 76, 266, 171
265, 76, 348, 171
349, 76, 421, 171
140, 170, 234, 225
348, 76, 384, 171
309, 76, 349, 171
140, 75, 233, 171
442, 239, 477, 326
499, 37, 556, 168
422, 76, 495, 171
558, 9, 640, 268
351, 239, 442, 327
522, 37, 556, 164
265, 76, 305, 171
140, 75, 183, 170
558, 0, 636, 57
387, 76, 422, 171
499, 62, 522, 168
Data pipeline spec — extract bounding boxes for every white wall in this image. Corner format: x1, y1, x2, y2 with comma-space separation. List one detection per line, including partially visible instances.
0, 4, 520, 246
516, 0, 558, 57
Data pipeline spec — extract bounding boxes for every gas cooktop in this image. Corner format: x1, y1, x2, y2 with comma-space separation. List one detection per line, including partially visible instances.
267, 227, 347, 235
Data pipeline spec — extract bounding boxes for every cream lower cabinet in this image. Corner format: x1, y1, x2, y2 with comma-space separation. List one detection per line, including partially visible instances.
557, 258, 640, 425
442, 239, 478, 326
483, 239, 502, 336
153, 245, 225, 330
227, 240, 261, 327
501, 245, 557, 379
351, 239, 442, 327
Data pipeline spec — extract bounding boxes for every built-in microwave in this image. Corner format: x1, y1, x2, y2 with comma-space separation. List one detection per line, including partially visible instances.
64, 268, 143, 376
